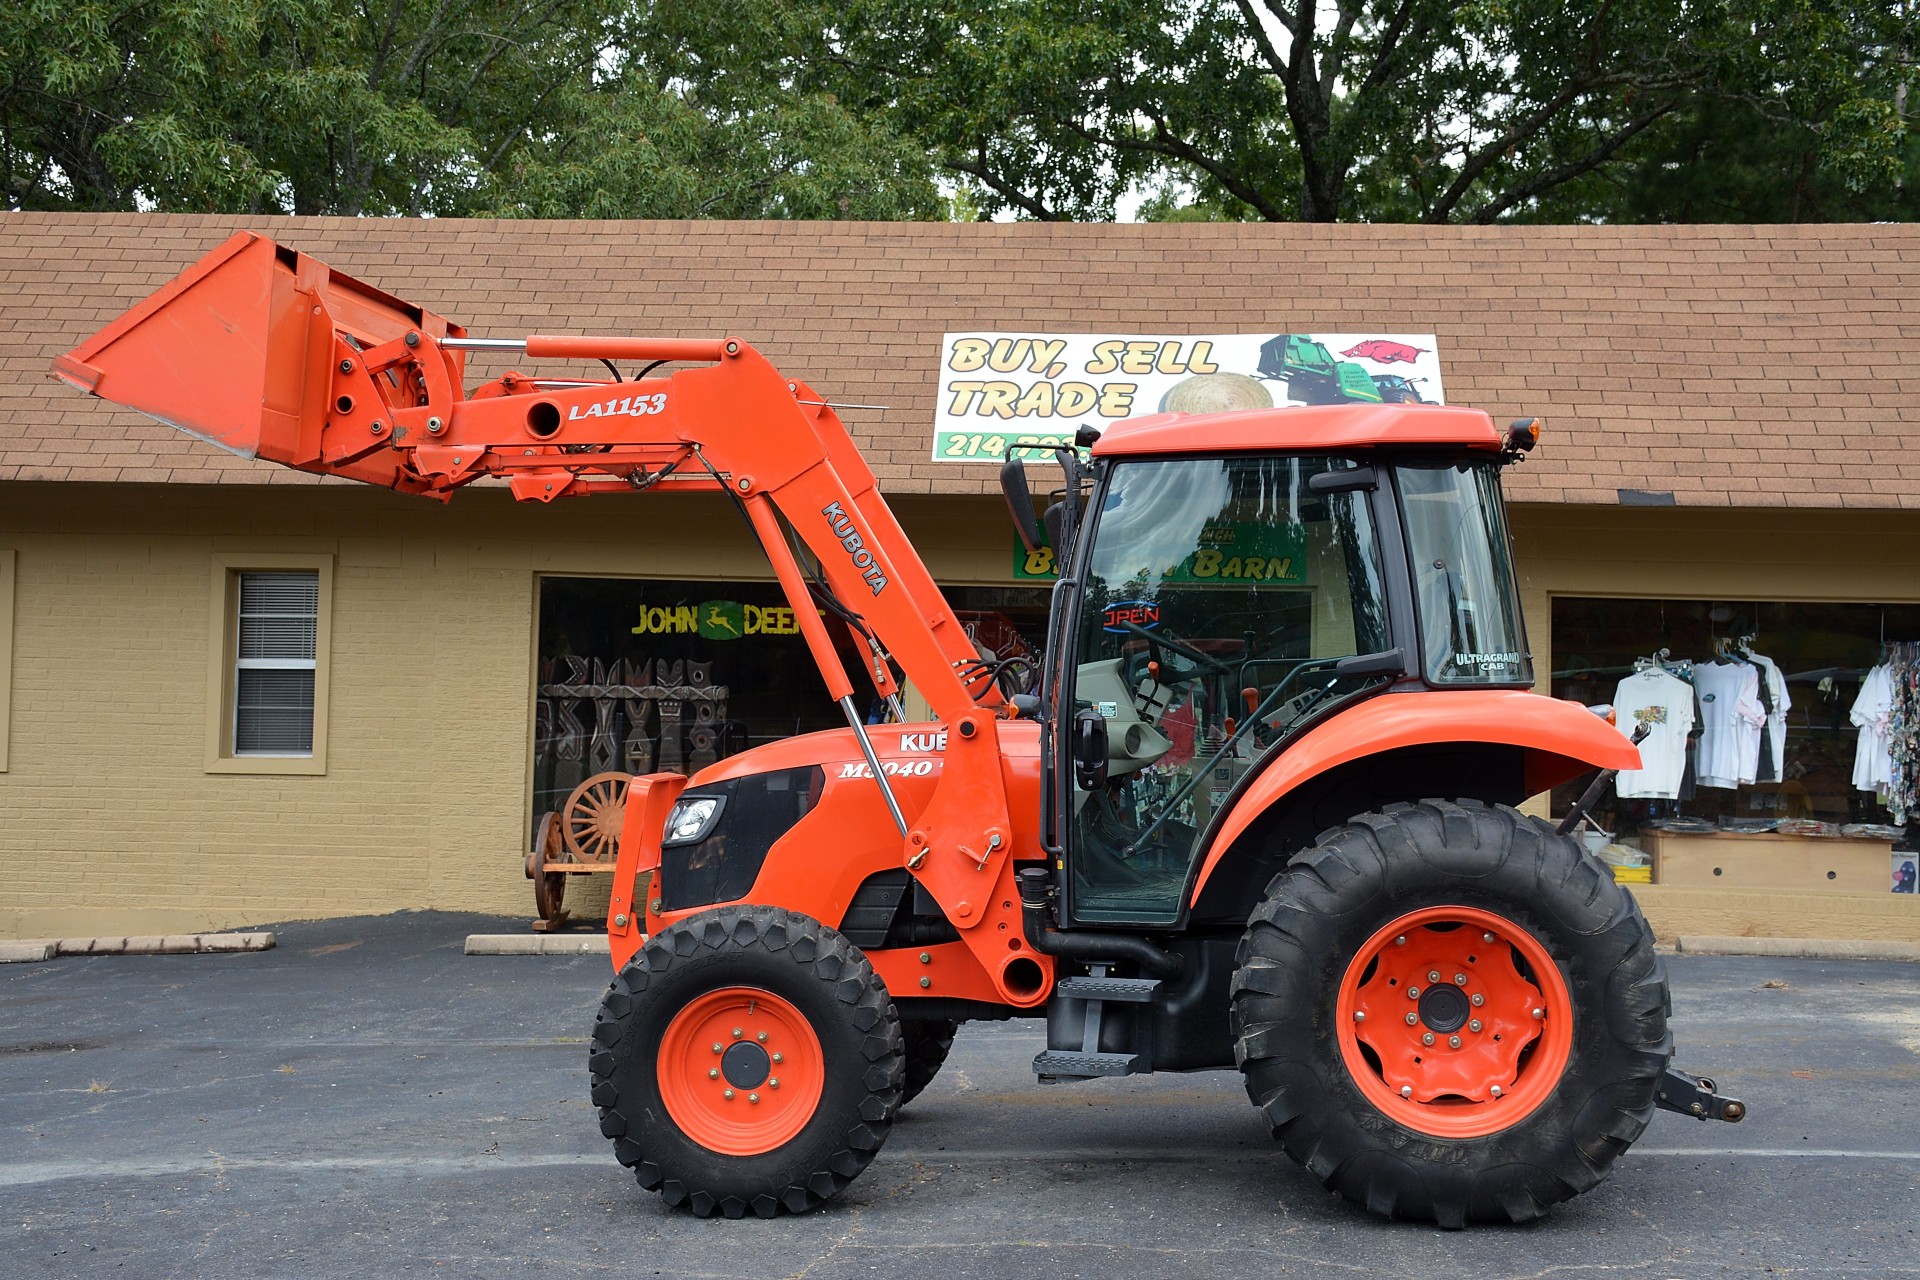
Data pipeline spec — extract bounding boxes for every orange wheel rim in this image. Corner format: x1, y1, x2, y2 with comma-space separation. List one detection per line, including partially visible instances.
656, 986, 825, 1156
1334, 905, 1573, 1139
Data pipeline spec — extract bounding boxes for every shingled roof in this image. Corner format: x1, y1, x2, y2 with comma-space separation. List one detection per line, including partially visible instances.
2, 213, 1915, 506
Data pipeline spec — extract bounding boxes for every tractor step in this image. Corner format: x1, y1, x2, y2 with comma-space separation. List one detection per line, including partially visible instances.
1033, 1049, 1146, 1079
1053, 975, 1161, 1003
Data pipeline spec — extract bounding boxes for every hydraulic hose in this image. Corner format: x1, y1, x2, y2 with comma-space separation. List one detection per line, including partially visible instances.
1016, 868, 1184, 980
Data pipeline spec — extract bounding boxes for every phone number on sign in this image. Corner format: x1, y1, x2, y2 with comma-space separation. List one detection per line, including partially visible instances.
936, 431, 1081, 461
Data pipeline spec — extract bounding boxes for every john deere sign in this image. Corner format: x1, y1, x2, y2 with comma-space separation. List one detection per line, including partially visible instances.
631, 601, 804, 639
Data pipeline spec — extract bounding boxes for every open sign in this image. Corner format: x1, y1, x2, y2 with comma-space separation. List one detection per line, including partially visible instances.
1102, 600, 1161, 633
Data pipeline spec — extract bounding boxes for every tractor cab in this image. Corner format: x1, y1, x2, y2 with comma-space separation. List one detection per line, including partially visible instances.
1006, 405, 1538, 930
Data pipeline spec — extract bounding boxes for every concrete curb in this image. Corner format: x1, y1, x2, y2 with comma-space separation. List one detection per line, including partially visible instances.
465, 933, 611, 956
1676, 935, 1920, 962
1, 932, 276, 960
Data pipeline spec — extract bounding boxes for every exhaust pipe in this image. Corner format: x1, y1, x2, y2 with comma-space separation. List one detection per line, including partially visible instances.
1017, 868, 1184, 980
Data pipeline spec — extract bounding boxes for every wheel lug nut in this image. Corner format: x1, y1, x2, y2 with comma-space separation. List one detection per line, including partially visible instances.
1353, 1011, 1366, 1022
708, 1068, 719, 1079
1453, 973, 1468, 986
772, 1053, 783, 1064
1483, 932, 1496, 943
757, 1032, 769, 1043
1428, 970, 1440, 983
1532, 1008, 1545, 1020
723, 1089, 735, 1100
1405, 1012, 1419, 1025
1469, 1019, 1483, 1033
1395, 936, 1407, 946
732, 1027, 744, 1039
1471, 993, 1484, 1006
711, 1043, 722, 1054
1448, 1035, 1461, 1049
1401, 1085, 1413, 1097
1422, 1032, 1435, 1046
769, 1078, 780, 1089
1490, 1084, 1503, 1098
1407, 986, 1421, 999
748, 1092, 760, 1105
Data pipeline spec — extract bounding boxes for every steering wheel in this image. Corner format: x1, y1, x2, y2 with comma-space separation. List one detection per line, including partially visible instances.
1116, 620, 1233, 679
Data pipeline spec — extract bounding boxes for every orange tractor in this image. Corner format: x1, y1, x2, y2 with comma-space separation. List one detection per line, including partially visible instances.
57, 232, 1742, 1227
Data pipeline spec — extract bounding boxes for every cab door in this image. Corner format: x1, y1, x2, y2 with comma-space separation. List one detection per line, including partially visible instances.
1054, 454, 1394, 926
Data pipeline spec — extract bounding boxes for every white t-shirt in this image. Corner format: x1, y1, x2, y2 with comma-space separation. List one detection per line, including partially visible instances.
1693, 661, 1765, 790
1612, 668, 1696, 799
1745, 651, 1792, 782
1852, 665, 1895, 794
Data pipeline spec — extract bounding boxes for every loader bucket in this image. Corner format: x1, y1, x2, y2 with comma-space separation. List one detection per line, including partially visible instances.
51, 231, 462, 484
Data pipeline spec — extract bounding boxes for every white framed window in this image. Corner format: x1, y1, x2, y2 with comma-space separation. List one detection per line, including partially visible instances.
207, 554, 331, 774
234, 571, 319, 755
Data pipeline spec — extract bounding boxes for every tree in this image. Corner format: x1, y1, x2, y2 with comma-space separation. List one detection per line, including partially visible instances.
818, 0, 1914, 222
0, 0, 942, 218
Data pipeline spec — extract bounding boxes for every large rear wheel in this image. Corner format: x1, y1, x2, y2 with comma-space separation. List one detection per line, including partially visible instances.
1231, 799, 1671, 1226
590, 906, 903, 1218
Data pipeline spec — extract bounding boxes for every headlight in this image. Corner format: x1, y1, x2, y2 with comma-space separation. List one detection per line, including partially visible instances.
661, 795, 724, 847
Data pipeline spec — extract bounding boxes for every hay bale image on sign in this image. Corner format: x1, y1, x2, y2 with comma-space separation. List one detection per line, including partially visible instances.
933, 332, 1444, 462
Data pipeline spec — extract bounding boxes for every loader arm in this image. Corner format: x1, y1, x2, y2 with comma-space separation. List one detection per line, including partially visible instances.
53, 230, 1038, 1004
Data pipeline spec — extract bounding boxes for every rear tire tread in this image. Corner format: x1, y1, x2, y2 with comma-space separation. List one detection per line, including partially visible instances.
1230, 798, 1671, 1226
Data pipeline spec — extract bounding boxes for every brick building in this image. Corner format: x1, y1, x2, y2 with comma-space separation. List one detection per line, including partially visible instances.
1, 214, 1916, 941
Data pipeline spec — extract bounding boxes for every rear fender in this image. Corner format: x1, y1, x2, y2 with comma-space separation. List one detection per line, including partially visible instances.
1188, 690, 1636, 913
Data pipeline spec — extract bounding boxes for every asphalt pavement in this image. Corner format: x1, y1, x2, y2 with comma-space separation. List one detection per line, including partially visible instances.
3, 910, 1917, 1278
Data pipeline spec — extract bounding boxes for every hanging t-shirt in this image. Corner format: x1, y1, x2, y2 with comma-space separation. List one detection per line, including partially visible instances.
1611, 668, 1696, 800
1744, 651, 1792, 783
1693, 660, 1765, 790
1851, 664, 1895, 794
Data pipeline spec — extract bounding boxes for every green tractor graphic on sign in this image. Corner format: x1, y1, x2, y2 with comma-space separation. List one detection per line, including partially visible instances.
1257, 335, 1385, 405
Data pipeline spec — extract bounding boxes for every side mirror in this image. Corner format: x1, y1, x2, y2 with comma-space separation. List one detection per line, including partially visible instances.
1000, 454, 1043, 553
1308, 465, 1379, 495
1073, 708, 1109, 790
1334, 648, 1405, 679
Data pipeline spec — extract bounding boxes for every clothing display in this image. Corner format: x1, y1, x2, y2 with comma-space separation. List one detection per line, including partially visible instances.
1611, 667, 1696, 799
1692, 660, 1765, 790
1744, 650, 1791, 783
1852, 664, 1896, 796
1876, 642, 1920, 824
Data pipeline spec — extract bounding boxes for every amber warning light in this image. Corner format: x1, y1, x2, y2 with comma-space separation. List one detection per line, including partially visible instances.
1504, 417, 1543, 453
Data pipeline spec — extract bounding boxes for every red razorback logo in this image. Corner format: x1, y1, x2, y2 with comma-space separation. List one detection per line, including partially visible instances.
1339, 340, 1428, 365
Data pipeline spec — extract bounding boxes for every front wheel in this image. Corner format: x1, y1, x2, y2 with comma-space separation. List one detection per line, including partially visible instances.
590, 906, 904, 1218
1231, 799, 1671, 1226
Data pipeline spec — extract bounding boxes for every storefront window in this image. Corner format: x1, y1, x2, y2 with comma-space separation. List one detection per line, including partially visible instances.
1549, 598, 1920, 859
535, 577, 845, 842
533, 576, 1052, 844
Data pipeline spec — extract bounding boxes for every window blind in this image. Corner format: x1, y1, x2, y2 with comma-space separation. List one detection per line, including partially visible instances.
234, 571, 318, 755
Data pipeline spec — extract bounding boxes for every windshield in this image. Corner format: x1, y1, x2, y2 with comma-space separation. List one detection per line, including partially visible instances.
1397, 461, 1532, 685
1066, 455, 1390, 925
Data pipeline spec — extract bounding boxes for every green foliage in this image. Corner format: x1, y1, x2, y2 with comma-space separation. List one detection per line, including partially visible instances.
0, 0, 941, 218
821, 0, 1914, 223
2, 0, 1907, 222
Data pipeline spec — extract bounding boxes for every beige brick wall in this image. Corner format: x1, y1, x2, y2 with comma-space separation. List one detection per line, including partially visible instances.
3, 482, 1912, 938
0, 482, 1009, 938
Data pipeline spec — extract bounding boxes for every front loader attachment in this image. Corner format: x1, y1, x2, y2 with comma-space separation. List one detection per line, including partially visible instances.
53, 231, 466, 492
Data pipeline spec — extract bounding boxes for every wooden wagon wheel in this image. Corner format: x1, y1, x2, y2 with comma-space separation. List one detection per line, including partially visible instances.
527, 810, 568, 922
563, 771, 628, 863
